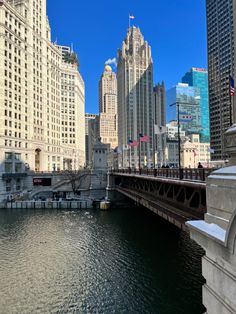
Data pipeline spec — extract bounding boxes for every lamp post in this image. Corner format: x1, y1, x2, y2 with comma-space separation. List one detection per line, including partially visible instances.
170, 102, 182, 179
170, 96, 201, 179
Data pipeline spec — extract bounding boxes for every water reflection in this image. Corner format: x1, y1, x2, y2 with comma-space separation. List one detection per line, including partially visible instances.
0, 208, 205, 314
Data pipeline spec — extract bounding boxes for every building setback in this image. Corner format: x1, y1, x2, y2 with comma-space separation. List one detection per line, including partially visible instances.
117, 26, 154, 168
182, 68, 210, 143
98, 65, 118, 149
206, 0, 234, 160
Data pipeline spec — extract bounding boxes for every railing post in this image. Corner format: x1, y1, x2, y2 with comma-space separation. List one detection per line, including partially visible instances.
154, 169, 157, 177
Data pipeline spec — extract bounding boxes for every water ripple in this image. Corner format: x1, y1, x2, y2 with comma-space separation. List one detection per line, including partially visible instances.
0, 208, 205, 314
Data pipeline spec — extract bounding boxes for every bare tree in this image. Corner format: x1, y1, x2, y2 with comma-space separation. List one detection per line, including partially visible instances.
64, 170, 90, 195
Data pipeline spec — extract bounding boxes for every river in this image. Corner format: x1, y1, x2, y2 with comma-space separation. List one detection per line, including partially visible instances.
0, 207, 205, 314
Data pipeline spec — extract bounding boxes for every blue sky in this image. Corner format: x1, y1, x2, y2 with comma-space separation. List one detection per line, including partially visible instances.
47, 0, 207, 114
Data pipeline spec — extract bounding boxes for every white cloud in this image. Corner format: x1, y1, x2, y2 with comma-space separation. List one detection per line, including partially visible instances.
105, 57, 117, 67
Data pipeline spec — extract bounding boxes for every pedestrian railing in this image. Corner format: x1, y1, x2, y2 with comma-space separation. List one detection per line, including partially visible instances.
111, 167, 214, 182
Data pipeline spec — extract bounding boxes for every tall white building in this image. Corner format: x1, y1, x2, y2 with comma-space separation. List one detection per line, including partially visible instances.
117, 26, 154, 168
57, 45, 85, 170
98, 65, 118, 149
0, 0, 85, 199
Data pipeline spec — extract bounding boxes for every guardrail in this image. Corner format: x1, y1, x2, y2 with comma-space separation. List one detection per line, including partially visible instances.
112, 168, 214, 182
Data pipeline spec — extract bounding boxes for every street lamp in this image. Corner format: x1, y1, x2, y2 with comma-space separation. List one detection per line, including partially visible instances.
170, 102, 182, 179
169, 98, 200, 179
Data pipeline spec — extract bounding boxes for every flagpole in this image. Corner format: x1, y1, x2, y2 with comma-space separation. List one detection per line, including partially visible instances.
129, 146, 131, 169
122, 145, 124, 168
129, 15, 130, 28
153, 120, 156, 169
229, 68, 233, 126
139, 135, 141, 173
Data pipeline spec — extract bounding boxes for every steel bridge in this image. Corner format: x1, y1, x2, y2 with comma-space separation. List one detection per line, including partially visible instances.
109, 168, 213, 231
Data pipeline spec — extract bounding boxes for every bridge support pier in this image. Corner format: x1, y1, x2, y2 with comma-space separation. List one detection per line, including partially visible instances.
187, 125, 236, 314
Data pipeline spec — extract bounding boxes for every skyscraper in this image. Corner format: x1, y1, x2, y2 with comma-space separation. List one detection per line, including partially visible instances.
206, 0, 234, 160
117, 26, 154, 168
166, 83, 201, 136
0, 0, 86, 199
98, 65, 118, 149
182, 68, 210, 143
0, 0, 61, 174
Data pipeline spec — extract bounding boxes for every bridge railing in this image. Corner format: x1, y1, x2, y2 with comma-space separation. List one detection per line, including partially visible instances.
112, 168, 214, 182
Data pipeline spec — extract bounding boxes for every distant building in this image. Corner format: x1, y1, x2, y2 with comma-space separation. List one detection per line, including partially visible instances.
165, 139, 179, 168
153, 82, 166, 167
181, 134, 210, 168
154, 82, 166, 127
98, 65, 118, 149
206, 0, 234, 159
88, 116, 99, 167
58, 46, 85, 170
117, 26, 154, 168
166, 121, 186, 140
182, 68, 210, 143
166, 83, 201, 137
85, 114, 97, 166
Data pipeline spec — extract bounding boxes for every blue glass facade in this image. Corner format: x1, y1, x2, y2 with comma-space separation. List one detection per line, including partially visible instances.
166, 84, 201, 136
182, 68, 210, 143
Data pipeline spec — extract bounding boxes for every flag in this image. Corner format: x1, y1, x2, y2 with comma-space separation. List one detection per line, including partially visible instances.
154, 125, 167, 135
129, 15, 135, 19
139, 134, 150, 143
0, 0, 4, 6
229, 75, 235, 96
193, 150, 197, 157
128, 140, 138, 147
179, 112, 193, 123
208, 147, 215, 153
113, 147, 122, 154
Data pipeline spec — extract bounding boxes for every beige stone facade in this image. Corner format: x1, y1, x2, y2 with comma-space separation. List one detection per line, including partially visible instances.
58, 48, 85, 170
181, 134, 210, 168
0, 0, 85, 199
98, 65, 117, 149
117, 27, 154, 168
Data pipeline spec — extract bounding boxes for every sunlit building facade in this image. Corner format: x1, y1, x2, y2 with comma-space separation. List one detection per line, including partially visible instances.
98, 65, 118, 149
58, 46, 85, 170
166, 83, 201, 136
182, 68, 210, 143
0, 0, 85, 199
117, 26, 154, 168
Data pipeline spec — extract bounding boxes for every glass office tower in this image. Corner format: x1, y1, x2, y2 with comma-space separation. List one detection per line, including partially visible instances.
166, 83, 201, 136
182, 68, 210, 143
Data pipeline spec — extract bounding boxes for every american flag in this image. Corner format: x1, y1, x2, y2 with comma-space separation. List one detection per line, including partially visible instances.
229, 76, 235, 96
128, 139, 138, 147
139, 134, 150, 143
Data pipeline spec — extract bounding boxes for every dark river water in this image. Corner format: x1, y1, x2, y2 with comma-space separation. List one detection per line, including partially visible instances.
0, 207, 205, 314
